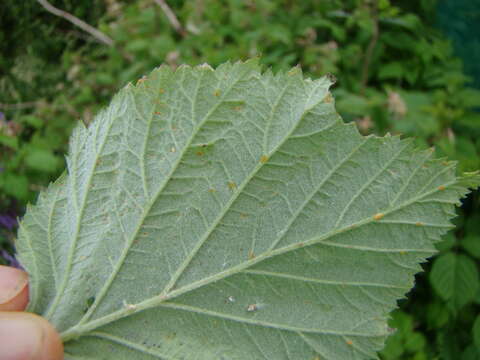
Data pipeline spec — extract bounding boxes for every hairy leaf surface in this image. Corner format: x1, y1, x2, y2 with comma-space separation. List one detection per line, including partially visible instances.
17, 60, 480, 360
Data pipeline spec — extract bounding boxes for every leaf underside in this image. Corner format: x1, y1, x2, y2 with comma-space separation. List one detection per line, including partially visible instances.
17, 60, 480, 360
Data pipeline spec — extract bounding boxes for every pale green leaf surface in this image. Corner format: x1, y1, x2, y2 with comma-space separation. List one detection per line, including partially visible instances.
16, 60, 480, 360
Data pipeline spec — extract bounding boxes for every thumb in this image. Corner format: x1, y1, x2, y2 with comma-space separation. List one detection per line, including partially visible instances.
0, 312, 64, 360
0, 266, 63, 360
0, 265, 29, 311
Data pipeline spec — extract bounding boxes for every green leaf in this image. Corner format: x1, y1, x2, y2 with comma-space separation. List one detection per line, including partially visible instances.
462, 345, 480, 360
16, 61, 480, 360
404, 332, 426, 353
335, 92, 370, 115
430, 252, 480, 310
435, 232, 456, 253
473, 316, 480, 350
24, 147, 62, 173
21, 115, 44, 129
412, 352, 428, 360
378, 62, 404, 80
0, 134, 19, 149
426, 301, 450, 329
462, 236, 480, 259
0, 173, 29, 200
381, 333, 404, 359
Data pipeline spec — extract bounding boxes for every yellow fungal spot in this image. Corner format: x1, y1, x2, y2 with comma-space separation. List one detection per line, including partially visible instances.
323, 93, 333, 103
170, 147, 176, 153
233, 105, 243, 111
228, 182, 237, 190
373, 213, 384, 220
346, 339, 353, 345
208, 188, 216, 193
213, 90, 220, 97
240, 213, 248, 219
415, 222, 423, 226
159, 88, 165, 94
438, 185, 446, 191
400, 251, 406, 255
260, 155, 269, 164
442, 161, 449, 166
154, 111, 162, 115
248, 250, 255, 260
196, 151, 204, 156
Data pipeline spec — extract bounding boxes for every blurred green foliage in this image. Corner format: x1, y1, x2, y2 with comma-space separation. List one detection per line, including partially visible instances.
0, 0, 479, 358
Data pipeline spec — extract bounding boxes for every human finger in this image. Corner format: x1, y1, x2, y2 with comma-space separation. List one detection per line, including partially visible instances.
0, 265, 29, 311
0, 312, 64, 360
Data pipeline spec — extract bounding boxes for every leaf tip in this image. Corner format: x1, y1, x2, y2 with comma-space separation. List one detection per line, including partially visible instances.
325, 72, 337, 85
197, 63, 214, 71
459, 171, 480, 189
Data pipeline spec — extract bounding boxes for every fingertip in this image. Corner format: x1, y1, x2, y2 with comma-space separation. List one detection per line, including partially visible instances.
34, 313, 64, 360
0, 312, 64, 360
0, 265, 29, 311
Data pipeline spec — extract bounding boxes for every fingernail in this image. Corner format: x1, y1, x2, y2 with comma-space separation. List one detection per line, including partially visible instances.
0, 266, 28, 305
0, 313, 43, 359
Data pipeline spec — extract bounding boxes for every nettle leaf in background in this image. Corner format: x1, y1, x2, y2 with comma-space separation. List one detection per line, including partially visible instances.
16, 60, 480, 360
429, 252, 479, 311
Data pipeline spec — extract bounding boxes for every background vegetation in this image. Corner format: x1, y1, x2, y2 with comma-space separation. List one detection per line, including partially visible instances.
1, 0, 479, 358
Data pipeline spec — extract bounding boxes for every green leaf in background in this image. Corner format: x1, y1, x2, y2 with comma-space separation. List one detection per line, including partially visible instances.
426, 301, 450, 329
16, 61, 480, 359
462, 236, 480, 259
434, 231, 456, 253
380, 310, 427, 359
0, 173, 29, 201
462, 345, 480, 360
0, 134, 19, 149
24, 147, 61, 173
430, 252, 480, 310
473, 315, 480, 350
377, 62, 404, 80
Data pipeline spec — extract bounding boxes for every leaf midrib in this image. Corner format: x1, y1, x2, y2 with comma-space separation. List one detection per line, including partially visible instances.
78, 72, 333, 326
60, 178, 453, 342
158, 80, 325, 297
